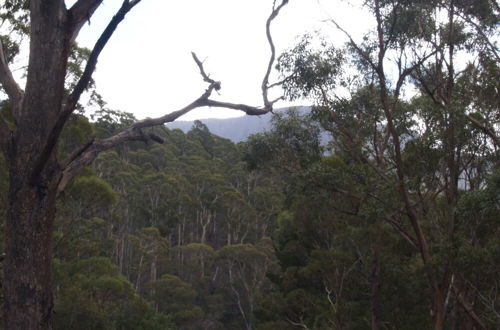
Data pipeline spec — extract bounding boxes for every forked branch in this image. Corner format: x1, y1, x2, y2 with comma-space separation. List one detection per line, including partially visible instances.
262, 0, 288, 109
57, 1, 289, 191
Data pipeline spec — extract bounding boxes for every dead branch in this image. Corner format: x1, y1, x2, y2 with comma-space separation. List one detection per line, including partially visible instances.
191, 52, 220, 89
262, 0, 288, 109
56, 1, 289, 192
56, 54, 270, 192
56, 0, 289, 192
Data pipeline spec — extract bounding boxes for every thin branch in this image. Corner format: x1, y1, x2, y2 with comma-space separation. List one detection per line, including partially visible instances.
455, 11, 500, 63
68, 0, 104, 42
328, 18, 378, 73
268, 73, 293, 89
31, 0, 142, 185
467, 114, 499, 148
453, 285, 487, 329
262, 0, 288, 109
384, 0, 403, 51
412, 68, 445, 107
191, 52, 220, 88
394, 50, 437, 99
205, 100, 270, 115
286, 316, 310, 329
0, 38, 24, 108
384, 215, 419, 250
60, 137, 95, 169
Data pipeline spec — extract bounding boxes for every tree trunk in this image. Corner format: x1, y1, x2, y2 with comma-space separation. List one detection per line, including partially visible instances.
4, 162, 59, 330
371, 249, 381, 330
3, 2, 69, 328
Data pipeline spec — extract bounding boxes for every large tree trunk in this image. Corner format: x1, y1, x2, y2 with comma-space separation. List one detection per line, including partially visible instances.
4, 159, 59, 330
3, 2, 69, 327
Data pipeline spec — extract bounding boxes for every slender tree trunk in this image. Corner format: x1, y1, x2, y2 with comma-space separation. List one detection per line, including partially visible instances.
371, 248, 381, 330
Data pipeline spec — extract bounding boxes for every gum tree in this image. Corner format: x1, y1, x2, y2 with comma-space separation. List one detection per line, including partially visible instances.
277, 0, 498, 328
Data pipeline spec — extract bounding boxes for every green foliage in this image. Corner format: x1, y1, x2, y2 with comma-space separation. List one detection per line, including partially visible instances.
278, 34, 344, 100
2, 1, 497, 327
148, 274, 204, 328
54, 257, 174, 330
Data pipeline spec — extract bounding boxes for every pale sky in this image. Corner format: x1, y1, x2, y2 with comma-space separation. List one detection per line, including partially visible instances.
72, 0, 372, 120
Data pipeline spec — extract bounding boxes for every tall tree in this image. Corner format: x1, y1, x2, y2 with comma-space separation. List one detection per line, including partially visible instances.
0, 0, 289, 328
274, 0, 499, 328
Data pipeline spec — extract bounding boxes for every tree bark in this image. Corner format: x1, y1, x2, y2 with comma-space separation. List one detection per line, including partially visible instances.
4, 158, 59, 330
3, 0, 69, 327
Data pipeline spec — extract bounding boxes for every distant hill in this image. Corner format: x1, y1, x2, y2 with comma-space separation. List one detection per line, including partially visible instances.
166, 106, 310, 142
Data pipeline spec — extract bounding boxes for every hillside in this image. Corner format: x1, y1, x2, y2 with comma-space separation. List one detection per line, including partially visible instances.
167, 106, 310, 142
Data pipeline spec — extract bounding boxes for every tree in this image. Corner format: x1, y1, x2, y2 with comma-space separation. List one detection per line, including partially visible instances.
0, 1, 289, 328
275, 0, 499, 328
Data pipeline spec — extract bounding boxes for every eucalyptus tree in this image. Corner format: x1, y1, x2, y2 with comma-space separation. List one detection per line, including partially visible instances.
275, 0, 499, 328
0, 0, 289, 328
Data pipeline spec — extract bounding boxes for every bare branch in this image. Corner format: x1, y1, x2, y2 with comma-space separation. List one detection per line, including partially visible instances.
57, 0, 290, 192
191, 52, 221, 89
58, 49, 279, 192
57, 78, 217, 191
31, 0, 142, 185
68, 0, 104, 42
0, 38, 24, 108
262, 0, 288, 109
205, 100, 271, 115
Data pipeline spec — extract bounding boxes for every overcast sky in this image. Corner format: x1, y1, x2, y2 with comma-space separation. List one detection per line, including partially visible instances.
73, 0, 372, 120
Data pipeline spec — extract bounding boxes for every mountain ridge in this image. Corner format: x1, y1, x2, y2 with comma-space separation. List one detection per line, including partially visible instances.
166, 106, 310, 142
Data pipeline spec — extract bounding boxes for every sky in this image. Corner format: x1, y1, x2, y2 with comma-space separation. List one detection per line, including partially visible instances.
72, 0, 372, 120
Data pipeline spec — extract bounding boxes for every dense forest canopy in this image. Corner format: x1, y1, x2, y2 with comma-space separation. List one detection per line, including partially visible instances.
0, 0, 499, 329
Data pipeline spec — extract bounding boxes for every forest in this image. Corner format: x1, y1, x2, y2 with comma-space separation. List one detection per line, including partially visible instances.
0, 0, 499, 329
